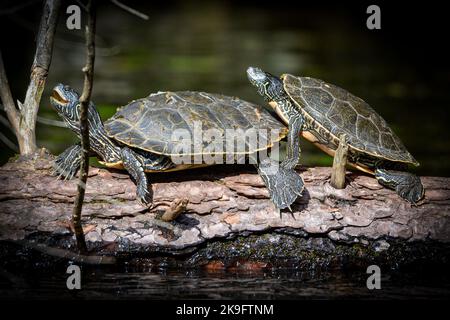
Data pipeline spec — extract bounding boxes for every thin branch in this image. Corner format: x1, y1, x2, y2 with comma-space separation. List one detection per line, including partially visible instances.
75, 0, 88, 12
0, 51, 20, 135
110, 0, 149, 20
36, 116, 68, 128
0, 132, 18, 152
1, 104, 67, 128
11, 240, 117, 265
0, 114, 12, 129
31, 0, 61, 72
72, 0, 96, 253
0, 113, 19, 151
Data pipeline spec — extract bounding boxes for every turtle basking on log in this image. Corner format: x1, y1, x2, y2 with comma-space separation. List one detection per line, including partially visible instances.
247, 67, 424, 203
50, 84, 304, 210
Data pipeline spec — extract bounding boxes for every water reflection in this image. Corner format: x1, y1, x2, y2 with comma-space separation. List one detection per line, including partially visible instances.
2, 268, 450, 300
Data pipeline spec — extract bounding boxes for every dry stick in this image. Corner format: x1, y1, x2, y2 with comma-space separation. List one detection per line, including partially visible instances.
0, 51, 20, 137
10, 240, 117, 265
110, 0, 149, 20
0, 0, 60, 155
330, 134, 348, 189
72, 0, 96, 253
1, 103, 67, 128
21, 0, 61, 154
160, 199, 189, 222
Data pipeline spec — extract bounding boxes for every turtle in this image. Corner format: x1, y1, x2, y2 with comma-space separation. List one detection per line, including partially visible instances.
246, 67, 424, 203
50, 84, 304, 210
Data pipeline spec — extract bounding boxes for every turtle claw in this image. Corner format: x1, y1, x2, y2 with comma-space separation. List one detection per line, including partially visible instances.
54, 161, 74, 180
53, 144, 82, 181
68, 170, 76, 181
258, 158, 304, 213
136, 184, 152, 206
56, 170, 65, 180
294, 189, 304, 197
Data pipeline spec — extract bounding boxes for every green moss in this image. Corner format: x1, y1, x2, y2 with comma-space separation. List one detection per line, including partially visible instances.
8, 153, 20, 162
186, 233, 450, 272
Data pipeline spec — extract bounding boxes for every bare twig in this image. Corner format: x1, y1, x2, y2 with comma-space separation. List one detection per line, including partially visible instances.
72, 0, 96, 253
0, 0, 61, 155
75, 0, 88, 12
0, 114, 13, 130
160, 198, 189, 222
1, 104, 67, 128
0, 51, 20, 135
110, 0, 149, 20
0, 132, 18, 152
36, 116, 67, 128
11, 240, 116, 265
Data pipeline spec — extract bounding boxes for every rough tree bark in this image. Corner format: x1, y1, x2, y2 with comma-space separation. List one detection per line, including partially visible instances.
0, 151, 449, 259
0, 0, 61, 155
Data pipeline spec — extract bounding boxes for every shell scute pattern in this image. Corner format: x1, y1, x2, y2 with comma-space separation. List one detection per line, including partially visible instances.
283, 74, 418, 164
104, 91, 288, 156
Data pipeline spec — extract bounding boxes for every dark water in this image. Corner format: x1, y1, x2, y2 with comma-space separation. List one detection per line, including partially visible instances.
1, 239, 450, 300
2, 1, 450, 175
2, 266, 450, 300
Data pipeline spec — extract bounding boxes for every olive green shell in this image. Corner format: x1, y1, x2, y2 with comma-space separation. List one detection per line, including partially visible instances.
104, 91, 288, 156
282, 74, 418, 165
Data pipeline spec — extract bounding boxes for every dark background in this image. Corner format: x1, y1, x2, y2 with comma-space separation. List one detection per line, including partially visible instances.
1, 0, 449, 175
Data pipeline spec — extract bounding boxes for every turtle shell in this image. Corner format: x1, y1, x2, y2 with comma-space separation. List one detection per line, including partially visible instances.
282, 74, 418, 165
104, 91, 288, 156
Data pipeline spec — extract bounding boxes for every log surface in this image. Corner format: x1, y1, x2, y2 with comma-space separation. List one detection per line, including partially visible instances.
0, 151, 449, 253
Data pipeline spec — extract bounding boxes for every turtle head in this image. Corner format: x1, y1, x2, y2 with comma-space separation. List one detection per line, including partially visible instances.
246, 67, 286, 102
50, 83, 82, 130
50, 83, 100, 134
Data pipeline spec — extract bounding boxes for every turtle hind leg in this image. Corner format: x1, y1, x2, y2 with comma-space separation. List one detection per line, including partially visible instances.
120, 147, 152, 205
257, 158, 304, 210
120, 147, 174, 205
375, 168, 424, 204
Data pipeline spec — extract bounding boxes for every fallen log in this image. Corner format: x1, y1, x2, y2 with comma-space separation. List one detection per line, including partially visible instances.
0, 149, 449, 267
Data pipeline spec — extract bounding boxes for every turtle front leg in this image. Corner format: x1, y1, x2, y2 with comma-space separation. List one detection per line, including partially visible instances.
375, 168, 424, 204
54, 143, 83, 180
120, 147, 152, 205
281, 114, 303, 170
257, 158, 304, 212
